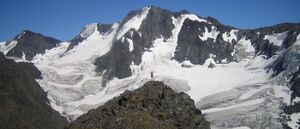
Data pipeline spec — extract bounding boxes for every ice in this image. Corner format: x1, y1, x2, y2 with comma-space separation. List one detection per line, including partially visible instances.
272, 85, 291, 104
137, 37, 272, 102
22, 11, 299, 124
116, 7, 150, 40
31, 23, 119, 120
264, 31, 288, 46
33, 14, 272, 120
239, 85, 269, 100
245, 55, 277, 70
222, 29, 238, 43
202, 98, 265, 114
196, 82, 285, 129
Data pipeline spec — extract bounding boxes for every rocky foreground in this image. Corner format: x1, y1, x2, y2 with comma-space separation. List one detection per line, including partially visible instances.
69, 81, 210, 129
0, 53, 68, 129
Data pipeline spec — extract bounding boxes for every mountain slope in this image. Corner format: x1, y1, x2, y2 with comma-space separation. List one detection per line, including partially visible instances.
0, 52, 68, 129
69, 81, 210, 129
2, 30, 61, 60
1, 6, 300, 129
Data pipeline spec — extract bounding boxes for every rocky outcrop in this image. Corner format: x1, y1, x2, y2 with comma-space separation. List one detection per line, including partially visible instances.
6, 30, 61, 60
69, 81, 210, 129
175, 19, 237, 64
94, 6, 186, 81
0, 52, 68, 129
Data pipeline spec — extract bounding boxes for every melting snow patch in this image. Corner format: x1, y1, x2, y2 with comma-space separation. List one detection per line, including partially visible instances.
199, 26, 219, 42
222, 29, 238, 43
127, 38, 134, 52
287, 112, 300, 129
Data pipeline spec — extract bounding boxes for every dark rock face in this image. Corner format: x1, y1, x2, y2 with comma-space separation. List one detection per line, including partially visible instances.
244, 23, 300, 58
0, 52, 68, 129
94, 38, 132, 85
94, 7, 180, 80
66, 24, 112, 52
175, 19, 236, 64
69, 81, 210, 129
6, 30, 61, 60
138, 6, 175, 47
283, 67, 300, 114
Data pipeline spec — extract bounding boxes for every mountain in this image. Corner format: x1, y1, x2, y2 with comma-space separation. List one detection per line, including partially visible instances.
0, 52, 68, 129
1, 6, 300, 129
0, 30, 61, 60
69, 81, 210, 129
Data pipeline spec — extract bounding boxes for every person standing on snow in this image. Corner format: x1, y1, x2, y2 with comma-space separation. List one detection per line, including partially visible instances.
151, 71, 154, 78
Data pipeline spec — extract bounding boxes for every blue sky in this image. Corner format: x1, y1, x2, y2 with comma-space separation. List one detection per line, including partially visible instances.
0, 0, 299, 41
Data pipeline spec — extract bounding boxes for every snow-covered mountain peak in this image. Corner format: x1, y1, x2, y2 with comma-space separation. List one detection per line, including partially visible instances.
16, 30, 27, 39
1, 6, 300, 129
79, 23, 99, 38
116, 7, 150, 40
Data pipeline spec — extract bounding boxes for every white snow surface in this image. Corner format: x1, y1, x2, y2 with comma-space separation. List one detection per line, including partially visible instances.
182, 14, 208, 23
222, 29, 238, 43
294, 34, 300, 45
264, 31, 288, 46
4, 12, 296, 126
32, 24, 118, 120
236, 37, 255, 53
202, 98, 265, 114
287, 112, 300, 129
231, 126, 251, 129
116, 7, 150, 40
0, 40, 17, 54
54, 23, 118, 64
292, 97, 300, 105
127, 38, 134, 52
29, 14, 277, 121
79, 23, 98, 38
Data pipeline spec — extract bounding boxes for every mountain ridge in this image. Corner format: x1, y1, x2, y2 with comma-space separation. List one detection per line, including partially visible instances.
0, 6, 300, 129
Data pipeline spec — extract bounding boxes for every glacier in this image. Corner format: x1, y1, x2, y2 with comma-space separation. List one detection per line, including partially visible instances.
1, 6, 299, 129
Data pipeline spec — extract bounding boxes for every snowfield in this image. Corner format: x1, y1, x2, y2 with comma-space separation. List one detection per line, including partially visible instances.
1, 7, 299, 129
32, 12, 277, 123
